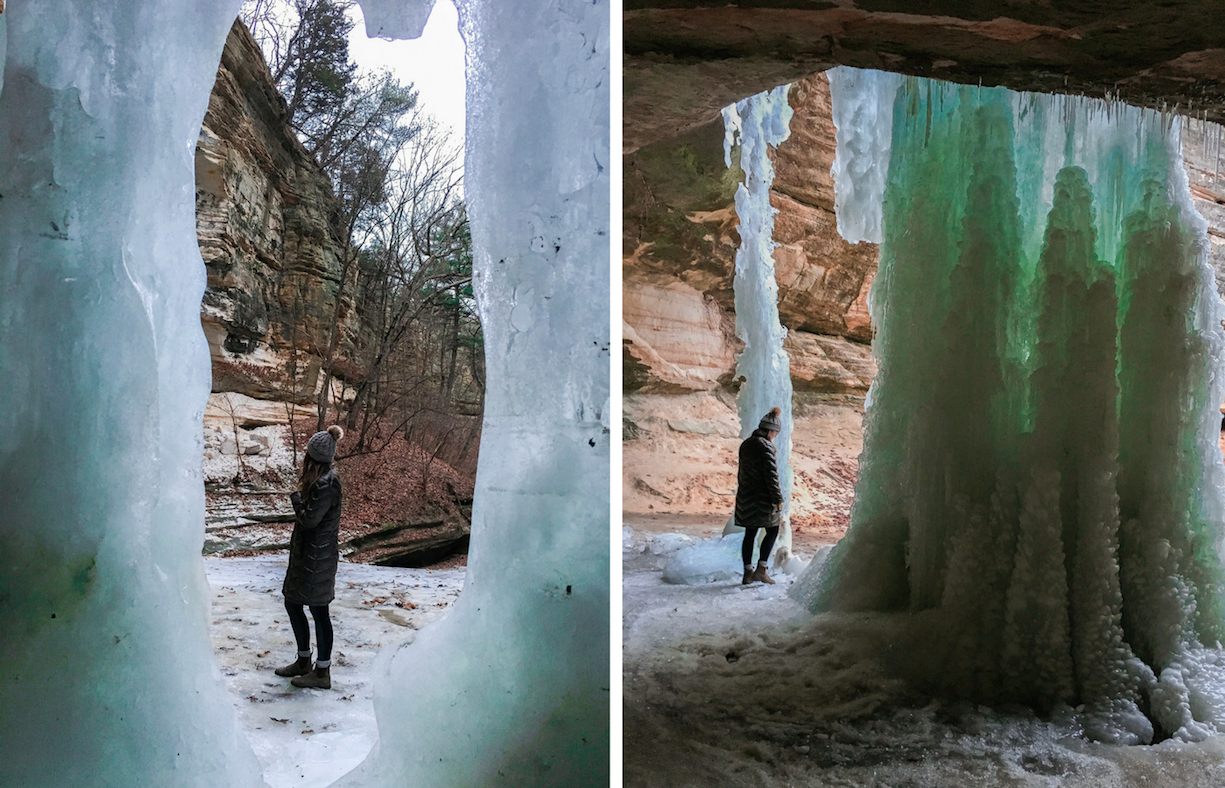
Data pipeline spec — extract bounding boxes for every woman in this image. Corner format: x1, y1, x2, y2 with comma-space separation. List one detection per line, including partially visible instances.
275, 425, 344, 689
734, 407, 783, 585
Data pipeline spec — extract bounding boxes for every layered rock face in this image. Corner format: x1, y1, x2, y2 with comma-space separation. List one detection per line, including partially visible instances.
195, 21, 369, 541
624, 72, 877, 398
196, 20, 365, 436
623, 73, 876, 532
624, 1, 1225, 155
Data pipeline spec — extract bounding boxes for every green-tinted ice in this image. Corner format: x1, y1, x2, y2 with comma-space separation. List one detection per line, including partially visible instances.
796, 71, 1225, 740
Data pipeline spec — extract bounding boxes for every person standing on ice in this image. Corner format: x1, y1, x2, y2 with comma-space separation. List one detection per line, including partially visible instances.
735, 407, 784, 585
275, 425, 344, 690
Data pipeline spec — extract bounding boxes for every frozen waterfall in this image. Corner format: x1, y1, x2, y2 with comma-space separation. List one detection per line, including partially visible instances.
0, 0, 608, 785
794, 67, 1225, 743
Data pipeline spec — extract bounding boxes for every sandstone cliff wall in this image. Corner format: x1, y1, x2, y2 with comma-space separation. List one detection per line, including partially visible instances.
623, 72, 877, 397
197, 20, 366, 434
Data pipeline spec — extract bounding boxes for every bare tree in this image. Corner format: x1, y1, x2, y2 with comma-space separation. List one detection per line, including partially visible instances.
218, 393, 249, 484
331, 120, 472, 445
238, 0, 483, 480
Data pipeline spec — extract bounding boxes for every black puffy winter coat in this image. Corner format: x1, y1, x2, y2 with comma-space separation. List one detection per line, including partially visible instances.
734, 428, 783, 529
282, 469, 342, 607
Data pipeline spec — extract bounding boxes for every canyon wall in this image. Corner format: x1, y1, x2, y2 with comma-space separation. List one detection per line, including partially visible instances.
196, 20, 367, 441
623, 72, 877, 399
194, 20, 372, 546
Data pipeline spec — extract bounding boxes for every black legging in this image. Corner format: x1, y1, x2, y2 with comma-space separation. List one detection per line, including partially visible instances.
285, 602, 333, 662
742, 526, 779, 566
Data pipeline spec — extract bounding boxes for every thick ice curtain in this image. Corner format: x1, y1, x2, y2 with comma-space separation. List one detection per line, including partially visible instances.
338, 1, 610, 785
0, 2, 263, 786
795, 70, 1225, 741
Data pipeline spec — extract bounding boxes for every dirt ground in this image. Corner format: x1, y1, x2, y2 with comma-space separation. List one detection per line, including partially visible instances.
622, 391, 864, 556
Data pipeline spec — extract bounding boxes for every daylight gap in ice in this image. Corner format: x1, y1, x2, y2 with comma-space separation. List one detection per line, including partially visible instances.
793, 66, 1225, 744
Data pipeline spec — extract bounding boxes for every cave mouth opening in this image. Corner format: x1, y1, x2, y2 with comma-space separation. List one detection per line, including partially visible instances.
625, 66, 1225, 784
195, 4, 481, 783
1, 1, 609, 787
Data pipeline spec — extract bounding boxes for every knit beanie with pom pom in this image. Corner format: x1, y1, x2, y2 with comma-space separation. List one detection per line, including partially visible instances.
758, 407, 782, 433
307, 425, 344, 463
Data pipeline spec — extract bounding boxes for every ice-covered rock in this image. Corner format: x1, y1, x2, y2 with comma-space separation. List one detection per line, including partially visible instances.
662, 535, 745, 585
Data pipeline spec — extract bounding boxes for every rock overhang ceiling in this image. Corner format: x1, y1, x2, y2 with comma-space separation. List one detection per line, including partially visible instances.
624, 0, 1225, 153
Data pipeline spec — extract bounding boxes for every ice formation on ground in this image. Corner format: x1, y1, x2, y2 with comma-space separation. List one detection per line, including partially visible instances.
0, 0, 608, 785
204, 556, 464, 788
795, 67, 1225, 743
662, 534, 746, 585
625, 520, 1225, 787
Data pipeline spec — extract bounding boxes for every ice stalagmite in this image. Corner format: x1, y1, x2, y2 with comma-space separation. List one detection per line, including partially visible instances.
337, 1, 610, 785
0, 1, 264, 785
795, 68, 1225, 743
723, 86, 798, 569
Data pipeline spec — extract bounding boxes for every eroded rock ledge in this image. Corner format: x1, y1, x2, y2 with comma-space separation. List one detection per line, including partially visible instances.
625, 1, 1225, 154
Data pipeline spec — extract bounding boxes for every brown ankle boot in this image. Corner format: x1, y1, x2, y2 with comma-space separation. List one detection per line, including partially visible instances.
275, 656, 313, 677
742, 567, 754, 585
752, 564, 775, 585
291, 666, 331, 690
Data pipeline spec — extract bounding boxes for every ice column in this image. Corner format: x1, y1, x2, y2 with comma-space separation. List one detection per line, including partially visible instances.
337, 1, 610, 785
723, 86, 798, 568
0, 2, 264, 786
795, 69, 1225, 741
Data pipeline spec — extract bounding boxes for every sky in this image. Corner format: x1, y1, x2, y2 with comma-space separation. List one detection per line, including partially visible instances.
346, 0, 466, 149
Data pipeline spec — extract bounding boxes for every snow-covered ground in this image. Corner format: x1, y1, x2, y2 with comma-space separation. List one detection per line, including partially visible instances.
623, 522, 1225, 787
204, 555, 464, 788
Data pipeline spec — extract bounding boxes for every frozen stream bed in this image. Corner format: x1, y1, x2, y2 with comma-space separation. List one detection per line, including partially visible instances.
204, 555, 464, 788
622, 523, 1225, 787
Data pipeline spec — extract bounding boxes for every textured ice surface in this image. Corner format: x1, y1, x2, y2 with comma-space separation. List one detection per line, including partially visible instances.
795, 68, 1225, 742
336, 1, 610, 786
827, 67, 902, 245
0, 2, 265, 785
